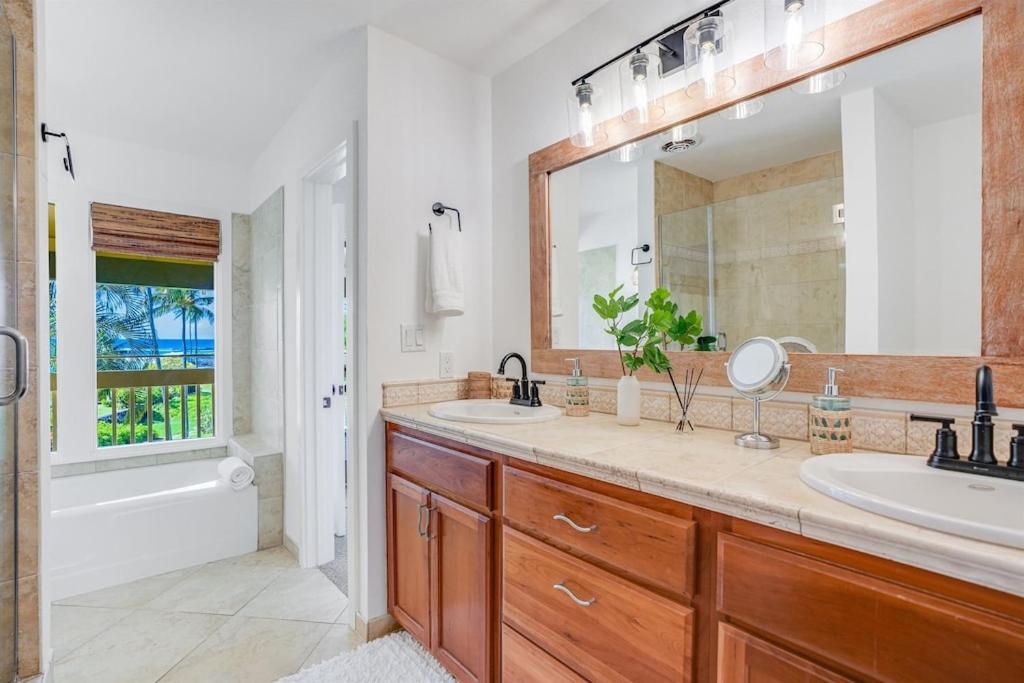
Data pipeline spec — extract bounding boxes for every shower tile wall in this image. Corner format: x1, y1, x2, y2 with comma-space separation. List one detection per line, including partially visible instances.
655, 163, 713, 319
656, 152, 846, 353
232, 188, 284, 450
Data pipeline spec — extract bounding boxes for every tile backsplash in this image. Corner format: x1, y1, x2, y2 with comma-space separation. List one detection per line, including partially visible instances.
383, 376, 1017, 457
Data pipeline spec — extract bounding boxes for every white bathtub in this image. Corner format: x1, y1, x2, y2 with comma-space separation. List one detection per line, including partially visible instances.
50, 458, 258, 601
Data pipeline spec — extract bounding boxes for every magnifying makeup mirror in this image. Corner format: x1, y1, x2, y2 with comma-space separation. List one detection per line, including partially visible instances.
726, 337, 791, 449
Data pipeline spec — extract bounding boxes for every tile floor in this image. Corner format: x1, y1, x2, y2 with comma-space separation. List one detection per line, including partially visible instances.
51, 547, 361, 683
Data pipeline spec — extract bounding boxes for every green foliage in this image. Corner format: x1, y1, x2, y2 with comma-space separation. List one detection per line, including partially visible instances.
592, 285, 703, 376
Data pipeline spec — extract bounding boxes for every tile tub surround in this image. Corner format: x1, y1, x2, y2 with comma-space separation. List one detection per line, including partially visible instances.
50, 447, 228, 478
230, 435, 284, 550
380, 402, 1024, 599
382, 377, 1015, 456
51, 547, 358, 683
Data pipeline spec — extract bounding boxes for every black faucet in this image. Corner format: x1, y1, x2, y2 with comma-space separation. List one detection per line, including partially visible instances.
911, 365, 1024, 481
497, 352, 544, 407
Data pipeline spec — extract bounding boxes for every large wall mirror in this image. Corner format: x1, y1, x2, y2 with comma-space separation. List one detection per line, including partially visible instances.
530, 0, 1024, 407
550, 17, 981, 357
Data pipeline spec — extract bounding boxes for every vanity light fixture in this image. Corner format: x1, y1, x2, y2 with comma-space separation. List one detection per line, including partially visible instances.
567, 81, 607, 148
607, 141, 644, 163
566, 0, 733, 142
618, 49, 665, 124
764, 0, 827, 71
791, 68, 846, 94
684, 12, 736, 101
720, 96, 765, 120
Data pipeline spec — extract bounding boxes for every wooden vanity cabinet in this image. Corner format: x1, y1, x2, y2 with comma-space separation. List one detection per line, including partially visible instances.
386, 424, 500, 683
386, 425, 1024, 683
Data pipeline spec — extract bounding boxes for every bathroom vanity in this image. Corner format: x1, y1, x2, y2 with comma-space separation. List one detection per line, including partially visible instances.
383, 414, 1024, 682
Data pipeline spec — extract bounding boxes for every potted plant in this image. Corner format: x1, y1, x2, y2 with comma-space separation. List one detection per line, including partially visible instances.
593, 285, 702, 425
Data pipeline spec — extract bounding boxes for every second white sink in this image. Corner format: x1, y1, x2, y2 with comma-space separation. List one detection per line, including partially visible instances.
429, 399, 561, 425
800, 453, 1024, 549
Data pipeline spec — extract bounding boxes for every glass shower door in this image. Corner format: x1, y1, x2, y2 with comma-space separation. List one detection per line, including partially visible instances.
0, 4, 19, 680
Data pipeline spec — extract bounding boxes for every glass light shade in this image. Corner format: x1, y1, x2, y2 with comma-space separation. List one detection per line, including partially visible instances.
618, 50, 665, 124
791, 68, 845, 94
764, 0, 827, 71
662, 122, 699, 143
684, 15, 736, 101
566, 82, 608, 148
607, 141, 644, 163
720, 97, 765, 120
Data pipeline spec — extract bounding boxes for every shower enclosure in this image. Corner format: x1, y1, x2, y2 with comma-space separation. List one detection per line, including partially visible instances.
0, 4, 20, 680
657, 170, 846, 353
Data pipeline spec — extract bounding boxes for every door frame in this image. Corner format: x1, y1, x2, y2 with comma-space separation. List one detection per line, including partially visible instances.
299, 130, 360, 616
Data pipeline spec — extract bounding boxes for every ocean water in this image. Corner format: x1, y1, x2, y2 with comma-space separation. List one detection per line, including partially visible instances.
113, 339, 215, 354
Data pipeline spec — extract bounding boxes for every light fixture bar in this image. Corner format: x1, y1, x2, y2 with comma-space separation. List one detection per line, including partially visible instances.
570, 0, 734, 87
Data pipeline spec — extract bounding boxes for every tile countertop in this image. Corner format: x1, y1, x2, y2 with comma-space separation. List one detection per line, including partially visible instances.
380, 403, 1024, 599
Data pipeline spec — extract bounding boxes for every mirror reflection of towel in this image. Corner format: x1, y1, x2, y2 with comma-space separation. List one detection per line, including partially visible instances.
425, 215, 464, 316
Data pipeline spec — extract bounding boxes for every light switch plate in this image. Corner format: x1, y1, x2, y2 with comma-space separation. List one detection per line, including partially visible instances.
401, 324, 425, 352
439, 351, 454, 378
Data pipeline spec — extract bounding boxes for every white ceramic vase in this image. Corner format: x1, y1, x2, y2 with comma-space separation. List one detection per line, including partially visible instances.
616, 375, 641, 426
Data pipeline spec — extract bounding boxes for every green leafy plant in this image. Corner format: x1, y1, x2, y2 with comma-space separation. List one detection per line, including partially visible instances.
592, 285, 703, 376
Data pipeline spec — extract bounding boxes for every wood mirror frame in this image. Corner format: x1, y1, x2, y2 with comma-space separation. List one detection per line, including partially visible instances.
529, 0, 1024, 407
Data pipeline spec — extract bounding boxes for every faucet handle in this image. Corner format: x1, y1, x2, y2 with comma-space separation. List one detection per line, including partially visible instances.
910, 414, 959, 461
1009, 425, 1024, 469
505, 377, 522, 399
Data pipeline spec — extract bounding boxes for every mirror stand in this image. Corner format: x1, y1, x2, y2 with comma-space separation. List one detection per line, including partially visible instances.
736, 395, 781, 449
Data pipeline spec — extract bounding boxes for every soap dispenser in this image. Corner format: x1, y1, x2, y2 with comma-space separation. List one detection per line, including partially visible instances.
564, 358, 590, 417
810, 367, 852, 454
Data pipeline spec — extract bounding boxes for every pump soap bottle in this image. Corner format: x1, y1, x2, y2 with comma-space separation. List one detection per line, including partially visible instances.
810, 367, 852, 454
564, 358, 590, 417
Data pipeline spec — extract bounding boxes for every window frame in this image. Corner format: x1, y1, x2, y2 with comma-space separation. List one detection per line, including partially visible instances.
52, 194, 233, 466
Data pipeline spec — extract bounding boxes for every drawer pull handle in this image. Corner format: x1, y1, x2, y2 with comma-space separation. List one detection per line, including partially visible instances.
553, 513, 597, 533
553, 582, 596, 607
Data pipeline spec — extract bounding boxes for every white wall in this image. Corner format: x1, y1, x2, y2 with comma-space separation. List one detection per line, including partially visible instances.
362, 26, 492, 619
47, 129, 248, 465
490, 0, 881, 368
549, 166, 580, 348
912, 112, 981, 356
842, 88, 981, 355
873, 91, 915, 354
244, 27, 368, 574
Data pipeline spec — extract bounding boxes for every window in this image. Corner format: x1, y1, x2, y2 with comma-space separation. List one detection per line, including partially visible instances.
94, 256, 216, 447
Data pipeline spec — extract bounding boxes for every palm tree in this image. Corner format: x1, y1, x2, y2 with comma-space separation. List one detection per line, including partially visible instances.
154, 287, 215, 437
95, 284, 152, 371
144, 287, 162, 370
186, 289, 215, 366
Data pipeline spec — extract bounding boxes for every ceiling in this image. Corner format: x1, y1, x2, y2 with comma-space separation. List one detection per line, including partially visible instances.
45, 0, 611, 165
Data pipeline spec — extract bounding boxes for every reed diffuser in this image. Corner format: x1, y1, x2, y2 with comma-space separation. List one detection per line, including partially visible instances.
668, 367, 703, 432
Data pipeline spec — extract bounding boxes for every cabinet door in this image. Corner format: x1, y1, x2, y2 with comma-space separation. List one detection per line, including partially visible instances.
431, 492, 493, 683
387, 474, 431, 647
718, 624, 852, 683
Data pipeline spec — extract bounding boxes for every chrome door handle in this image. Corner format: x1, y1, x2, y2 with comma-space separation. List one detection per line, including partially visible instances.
553, 513, 597, 533
553, 582, 596, 607
0, 326, 28, 407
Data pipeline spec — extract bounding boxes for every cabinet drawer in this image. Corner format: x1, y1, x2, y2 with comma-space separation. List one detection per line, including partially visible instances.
502, 625, 585, 683
718, 533, 1024, 682
503, 527, 693, 683
504, 466, 695, 597
389, 431, 492, 510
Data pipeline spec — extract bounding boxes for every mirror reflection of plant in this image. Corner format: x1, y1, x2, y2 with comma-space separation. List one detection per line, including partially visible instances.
593, 285, 703, 376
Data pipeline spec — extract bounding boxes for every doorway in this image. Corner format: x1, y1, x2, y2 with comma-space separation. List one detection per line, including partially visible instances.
302, 138, 356, 607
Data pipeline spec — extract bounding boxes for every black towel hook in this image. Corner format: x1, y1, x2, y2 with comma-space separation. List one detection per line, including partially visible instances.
431, 202, 462, 232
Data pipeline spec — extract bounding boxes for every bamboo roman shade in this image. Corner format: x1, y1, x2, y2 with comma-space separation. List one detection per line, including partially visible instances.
90, 202, 221, 262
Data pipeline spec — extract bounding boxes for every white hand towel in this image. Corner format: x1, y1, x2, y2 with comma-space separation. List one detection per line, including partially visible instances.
217, 456, 254, 491
425, 216, 464, 316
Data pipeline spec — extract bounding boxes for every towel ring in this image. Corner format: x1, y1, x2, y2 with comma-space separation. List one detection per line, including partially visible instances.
430, 202, 462, 232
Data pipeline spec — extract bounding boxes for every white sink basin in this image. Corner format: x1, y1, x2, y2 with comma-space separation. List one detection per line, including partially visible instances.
800, 453, 1024, 548
429, 399, 561, 425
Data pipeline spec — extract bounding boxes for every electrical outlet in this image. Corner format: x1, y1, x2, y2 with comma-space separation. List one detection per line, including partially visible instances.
439, 351, 455, 378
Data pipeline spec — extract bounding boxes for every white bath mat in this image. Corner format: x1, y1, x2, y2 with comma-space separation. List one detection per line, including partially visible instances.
278, 631, 454, 683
